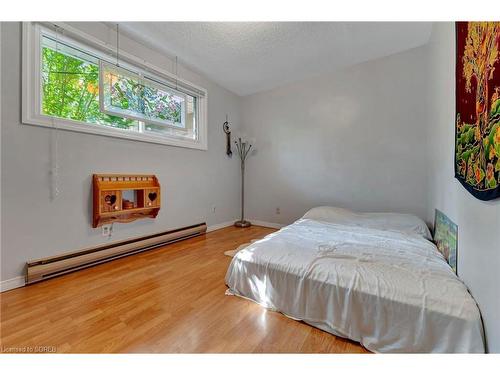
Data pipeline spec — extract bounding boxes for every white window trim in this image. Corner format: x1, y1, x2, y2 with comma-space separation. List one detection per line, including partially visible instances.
22, 22, 208, 150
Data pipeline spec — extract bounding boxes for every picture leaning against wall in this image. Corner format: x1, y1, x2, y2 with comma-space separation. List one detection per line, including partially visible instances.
455, 22, 500, 201
434, 209, 458, 274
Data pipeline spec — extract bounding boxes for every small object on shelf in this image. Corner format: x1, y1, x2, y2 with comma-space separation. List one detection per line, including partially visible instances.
92, 174, 161, 228
122, 199, 135, 210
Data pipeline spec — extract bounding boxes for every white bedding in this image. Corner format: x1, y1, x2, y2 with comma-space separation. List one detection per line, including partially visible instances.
225, 207, 485, 353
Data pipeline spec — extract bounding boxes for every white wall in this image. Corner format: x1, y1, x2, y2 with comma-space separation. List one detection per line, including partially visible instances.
0, 22, 242, 283
241, 46, 429, 224
426, 23, 500, 353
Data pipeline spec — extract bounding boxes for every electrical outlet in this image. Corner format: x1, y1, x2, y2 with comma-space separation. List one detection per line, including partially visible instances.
212, 205, 216, 213
276, 207, 281, 215
102, 224, 112, 237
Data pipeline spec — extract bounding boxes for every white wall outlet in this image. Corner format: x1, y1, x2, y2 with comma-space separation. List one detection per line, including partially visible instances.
212, 205, 216, 213
276, 207, 281, 215
102, 224, 112, 237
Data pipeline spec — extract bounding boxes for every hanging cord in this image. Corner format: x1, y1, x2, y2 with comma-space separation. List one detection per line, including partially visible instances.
50, 25, 61, 200
116, 23, 120, 67
175, 56, 178, 90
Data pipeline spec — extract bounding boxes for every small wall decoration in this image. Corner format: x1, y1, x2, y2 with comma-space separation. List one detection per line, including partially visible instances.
222, 114, 232, 157
455, 22, 500, 200
434, 209, 458, 274
92, 174, 160, 228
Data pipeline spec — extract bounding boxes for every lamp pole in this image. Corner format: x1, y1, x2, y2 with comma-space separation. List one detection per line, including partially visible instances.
234, 137, 252, 228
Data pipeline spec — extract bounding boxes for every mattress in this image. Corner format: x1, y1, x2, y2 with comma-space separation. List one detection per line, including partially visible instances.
225, 207, 485, 353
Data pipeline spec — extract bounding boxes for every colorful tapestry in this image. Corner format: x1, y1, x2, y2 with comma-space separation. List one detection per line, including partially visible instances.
434, 210, 458, 274
455, 22, 500, 201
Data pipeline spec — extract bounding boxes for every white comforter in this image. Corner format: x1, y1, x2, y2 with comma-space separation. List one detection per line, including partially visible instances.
225, 208, 485, 353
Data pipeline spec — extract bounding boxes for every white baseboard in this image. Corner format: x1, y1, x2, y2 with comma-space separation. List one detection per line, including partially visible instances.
0, 276, 25, 293
207, 220, 236, 232
249, 219, 285, 229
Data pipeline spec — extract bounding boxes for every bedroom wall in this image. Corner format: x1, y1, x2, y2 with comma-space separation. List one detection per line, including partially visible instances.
0, 22, 242, 284
426, 22, 500, 353
240, 46, 429, 225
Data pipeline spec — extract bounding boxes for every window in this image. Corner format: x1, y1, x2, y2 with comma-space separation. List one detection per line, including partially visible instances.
23, 22, 207, 149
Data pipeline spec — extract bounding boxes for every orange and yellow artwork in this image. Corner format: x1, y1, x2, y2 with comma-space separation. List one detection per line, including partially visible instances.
455, 22, 500, 200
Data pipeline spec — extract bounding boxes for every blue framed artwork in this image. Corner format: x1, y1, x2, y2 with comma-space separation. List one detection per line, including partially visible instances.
434, 209, 458, 274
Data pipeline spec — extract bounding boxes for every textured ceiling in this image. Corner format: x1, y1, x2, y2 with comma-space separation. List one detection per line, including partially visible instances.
118, 22, 432, 96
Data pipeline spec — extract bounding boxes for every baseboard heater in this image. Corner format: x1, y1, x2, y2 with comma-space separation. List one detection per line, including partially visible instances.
26, 222, 207, 285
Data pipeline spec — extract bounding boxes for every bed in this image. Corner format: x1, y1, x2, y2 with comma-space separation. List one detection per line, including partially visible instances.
225, 206, 485, 353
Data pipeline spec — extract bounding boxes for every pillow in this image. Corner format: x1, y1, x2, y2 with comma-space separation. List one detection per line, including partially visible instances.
302, 206, 432, 240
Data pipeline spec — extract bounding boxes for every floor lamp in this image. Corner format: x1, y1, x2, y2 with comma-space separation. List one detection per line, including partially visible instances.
234, 136, 254, 227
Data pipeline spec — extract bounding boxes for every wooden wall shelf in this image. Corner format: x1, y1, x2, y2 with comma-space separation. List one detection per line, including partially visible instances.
93, 174, 161, 228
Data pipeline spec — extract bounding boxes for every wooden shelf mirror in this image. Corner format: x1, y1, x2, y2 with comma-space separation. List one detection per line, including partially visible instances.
93, 174, 161, 228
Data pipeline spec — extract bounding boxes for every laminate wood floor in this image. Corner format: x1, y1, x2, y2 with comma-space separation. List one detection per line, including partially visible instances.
0, 226, 368, 353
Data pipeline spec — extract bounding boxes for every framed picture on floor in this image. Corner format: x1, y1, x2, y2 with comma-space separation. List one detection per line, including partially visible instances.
434, 209, 458, 274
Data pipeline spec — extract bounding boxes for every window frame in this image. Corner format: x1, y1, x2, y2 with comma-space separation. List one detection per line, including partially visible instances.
99, 60, 189, 130
22, 22, 208, 150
